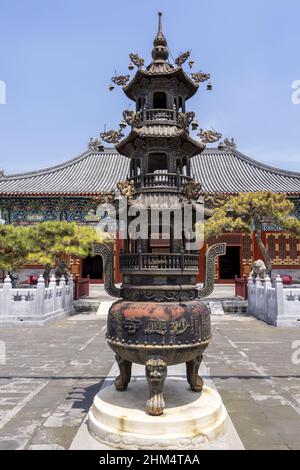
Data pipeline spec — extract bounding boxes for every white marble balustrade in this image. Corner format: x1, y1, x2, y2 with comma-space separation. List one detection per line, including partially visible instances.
0, 274, 74, 326
248, 275, 300, 327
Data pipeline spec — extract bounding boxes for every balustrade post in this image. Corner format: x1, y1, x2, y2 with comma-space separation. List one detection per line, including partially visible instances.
49, 274, 57, 312
275, 275, 284, 318
247, 276, 254, 314
254, 276, 261, 314
59, 276, 66, 310
264, 275, 272, 317
67, 274, 74, 310
35, 275, 45, 317
2, 275, 12, 317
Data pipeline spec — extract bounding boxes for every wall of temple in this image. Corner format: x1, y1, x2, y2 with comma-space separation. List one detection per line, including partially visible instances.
0, 197, 100, 225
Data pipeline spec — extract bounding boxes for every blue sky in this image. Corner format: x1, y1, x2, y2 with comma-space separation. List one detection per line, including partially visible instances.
0, 0, 299, 173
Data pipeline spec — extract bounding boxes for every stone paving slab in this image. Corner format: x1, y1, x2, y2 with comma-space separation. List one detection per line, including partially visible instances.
0, 312, 300, 449
0, 315, 115, 449
206, 315, 300, 450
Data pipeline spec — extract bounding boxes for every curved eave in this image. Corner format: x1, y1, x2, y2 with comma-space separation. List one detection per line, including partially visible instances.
1, 147, 299, 197
233, 148, 300, 179
183, 133, 206, 156
0, 192, 106, 197
0, 149, 129, 195
0, 149, 117, 179
175, 67, 199, 99
115, 130, 139, 157
191, 148, 300, 194
200, 190, 300, 196
123, 69, 144, 101
123, 66, 198, 101
115, 127, 205, 158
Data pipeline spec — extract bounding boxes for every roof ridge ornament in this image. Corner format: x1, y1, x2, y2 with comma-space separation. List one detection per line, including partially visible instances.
191, 72, 211, 84
123, 110, 142, 127
129, 53, 144, 69
88, 137, 104, 152
111, 74, 131, 86
175, 51, 191, 67
198, 128, 222, 145
224, 137, 236, 149
100, 128, 125, 144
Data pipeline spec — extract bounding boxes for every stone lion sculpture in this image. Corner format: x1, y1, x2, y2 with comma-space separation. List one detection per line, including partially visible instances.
250, 260, 267, 280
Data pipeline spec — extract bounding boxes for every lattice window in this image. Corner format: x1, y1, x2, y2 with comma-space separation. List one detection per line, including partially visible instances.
242, 235, 252, 260
278, 235, 287, 260
267, 235, 276, 260
289, 237, 298, 260
208, 234, 242, 246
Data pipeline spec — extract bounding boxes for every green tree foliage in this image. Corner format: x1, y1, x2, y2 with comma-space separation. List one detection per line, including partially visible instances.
202, 192, 300, 274
27, 222, 110, 281
27, 222, 109, 264
0, 224, 31, 271
0, 222, 110, 279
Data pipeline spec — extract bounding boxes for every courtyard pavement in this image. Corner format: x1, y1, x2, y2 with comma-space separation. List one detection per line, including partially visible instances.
206, 315, 300, 450
0, 315, 114, 450
0, 309, 299, 450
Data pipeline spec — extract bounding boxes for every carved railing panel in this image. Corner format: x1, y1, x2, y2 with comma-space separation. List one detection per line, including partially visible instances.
141, 109, 177, 124
133, 173, 193, 191
120, 253, 199, 271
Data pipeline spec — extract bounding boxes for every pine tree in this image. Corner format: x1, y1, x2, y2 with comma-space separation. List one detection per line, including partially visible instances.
202, 192, 300, 274
0, 221, 110, 282
0, 225, 31, 272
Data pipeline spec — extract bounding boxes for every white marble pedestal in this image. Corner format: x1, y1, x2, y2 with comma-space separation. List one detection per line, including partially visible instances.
88, 379, 228, 450
70, 362, 244, 450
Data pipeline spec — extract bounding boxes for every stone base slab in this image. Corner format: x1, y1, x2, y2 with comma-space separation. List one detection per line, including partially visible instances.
88, 380, 227, 450
276, 316, 300, 328
70, 362, 244, 450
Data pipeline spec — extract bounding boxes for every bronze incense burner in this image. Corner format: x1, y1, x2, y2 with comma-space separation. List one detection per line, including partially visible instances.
94, 13, 225, 416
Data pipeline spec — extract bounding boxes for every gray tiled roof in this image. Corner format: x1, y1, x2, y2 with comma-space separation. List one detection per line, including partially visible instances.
0, 147, 299, 196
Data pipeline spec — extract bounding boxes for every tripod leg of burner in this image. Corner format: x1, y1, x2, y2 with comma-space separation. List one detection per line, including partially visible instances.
146, 357, 167, 416
114, 354, 132, 391
186, 353, 204, 392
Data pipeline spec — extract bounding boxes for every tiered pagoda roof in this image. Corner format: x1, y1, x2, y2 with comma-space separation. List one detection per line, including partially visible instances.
116, 124, 205, 157
123, 12, 198, 101
116, 12, 204, 158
